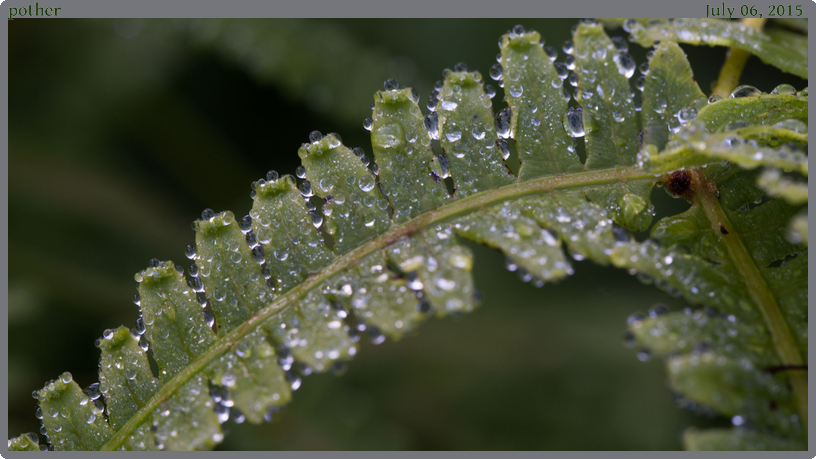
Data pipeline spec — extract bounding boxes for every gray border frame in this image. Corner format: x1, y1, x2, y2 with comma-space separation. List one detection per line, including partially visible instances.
2, 0, 813, 456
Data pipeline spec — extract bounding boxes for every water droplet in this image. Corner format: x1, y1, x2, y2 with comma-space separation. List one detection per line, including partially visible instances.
274, 248, 289, 261
770, 84, 796, 95
544, 46, 557, 61
485, 84, 496, 99
565, 107, 585, 138
489, 63, 503, 81
215, 404, 230, 423
135, 318, 146, 335
201, 209, 215, 221
613, 52, 636, 78
496, 108, 512, 139
369, 327, 386, 345
424, 112, 439, 140
427, 94, 439, 111
83, 383, 102, 400
730, 85, 761, 98
308, 130, 323, 143
384, 78, 399, 91
405, 272, 424, 290
677, 107, 698, 124
296, 165, 306, 179
435, 277, 456, 291
437, 154, 450, 179
190, 276, 204, 292
554, 62, 568, 80
221, 372, 237, 388
611, 36, 628, 52
568, 73, 578, 87
509, 85, 523, 97
440, 100, 458, 111
648, 304, 669, 317
639, 61, 649, 75
635, 75, 645, 91
470, 126, 486, 140
401, 86, 417, 103
236, 216, 252, 236
251, 246, 266, 264
565, 55, 575, 70
699, 96, 718, 109
356, 175, 375, 192
299, 181, 314, 197
653, 96, 667, 114
446, 131, 462, 142
562, 40, 574, 54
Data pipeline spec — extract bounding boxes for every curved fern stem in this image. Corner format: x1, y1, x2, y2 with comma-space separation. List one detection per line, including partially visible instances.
690, 168, 808, 431
712, 18, 768, 98
100, 165, 651, 450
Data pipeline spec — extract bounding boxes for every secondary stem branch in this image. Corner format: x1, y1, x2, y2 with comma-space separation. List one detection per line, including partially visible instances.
690, 169, 807, 431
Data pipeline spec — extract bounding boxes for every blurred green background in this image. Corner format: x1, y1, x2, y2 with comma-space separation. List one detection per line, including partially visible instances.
8, 19, 806, 450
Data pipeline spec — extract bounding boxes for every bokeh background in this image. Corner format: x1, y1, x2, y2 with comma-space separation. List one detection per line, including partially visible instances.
8, 18, 807, 450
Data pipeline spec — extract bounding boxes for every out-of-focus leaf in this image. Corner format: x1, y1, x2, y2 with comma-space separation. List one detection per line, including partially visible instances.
628, 18, 807, 78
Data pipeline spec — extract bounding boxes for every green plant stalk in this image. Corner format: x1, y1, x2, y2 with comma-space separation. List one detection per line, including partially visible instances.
690, 168, 808, 431
705, 18, 807, 429
712, 18, 767, 98
100, 165, 651, 450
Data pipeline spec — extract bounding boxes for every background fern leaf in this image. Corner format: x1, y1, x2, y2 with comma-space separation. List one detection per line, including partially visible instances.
626, 18, 808, 79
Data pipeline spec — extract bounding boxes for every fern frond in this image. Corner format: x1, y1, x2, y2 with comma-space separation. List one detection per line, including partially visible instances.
613, 19, 808, 448
9, 18, 808, 452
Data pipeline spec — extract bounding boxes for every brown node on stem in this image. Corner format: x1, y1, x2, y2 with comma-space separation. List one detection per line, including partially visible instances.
663, 170, 694, 200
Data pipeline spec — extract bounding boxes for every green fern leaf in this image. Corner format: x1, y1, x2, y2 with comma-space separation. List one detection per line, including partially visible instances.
627, 18, 808, 79
758, 169, 808, 206
683, 427, 806, 451
641, 41, 706, 151
8, 433, 41, 452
